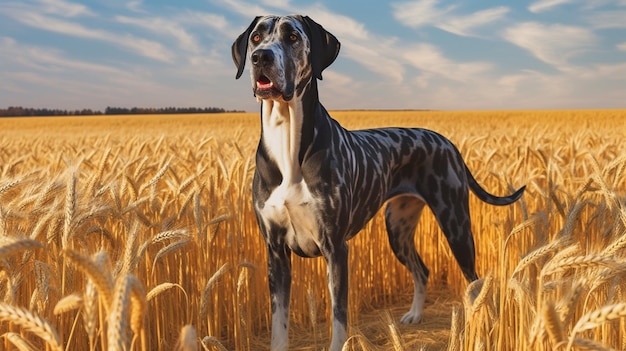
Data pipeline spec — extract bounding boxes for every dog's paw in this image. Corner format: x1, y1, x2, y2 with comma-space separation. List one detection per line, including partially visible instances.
400, 311, 423, 324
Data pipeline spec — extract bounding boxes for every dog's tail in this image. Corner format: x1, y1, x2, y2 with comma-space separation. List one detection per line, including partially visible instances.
465, 166, 525, 206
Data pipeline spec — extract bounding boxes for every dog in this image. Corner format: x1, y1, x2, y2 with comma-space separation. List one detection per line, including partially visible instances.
232, 15, 525, 351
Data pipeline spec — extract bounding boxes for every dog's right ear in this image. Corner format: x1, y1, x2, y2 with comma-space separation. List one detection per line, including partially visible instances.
232, 16, 261, 80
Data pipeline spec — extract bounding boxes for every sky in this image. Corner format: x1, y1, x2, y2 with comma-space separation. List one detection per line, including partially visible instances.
1, 0, 625, 112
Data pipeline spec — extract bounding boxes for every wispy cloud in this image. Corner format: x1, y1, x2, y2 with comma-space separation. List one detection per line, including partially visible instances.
502, 22, 596, 69
0, 36, 127, 75
115, 15, 201, 53
38, 0, 94, 17
392, 0, 509, 37
586, 11, 626, 29
528, 0, 573, 13
212, 0, 270, 19
0, 3, 175, 62
402, 43, 491, 83
618, 42, 626, 51
0, 36, 151, 106
439, 7, 509, 37
392, 0, 455, 29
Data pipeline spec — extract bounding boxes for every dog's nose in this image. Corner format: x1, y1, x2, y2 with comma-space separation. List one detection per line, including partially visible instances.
251, 49, 274, 67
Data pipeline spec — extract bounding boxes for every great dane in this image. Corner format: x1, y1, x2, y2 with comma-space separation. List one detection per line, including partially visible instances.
232, 15, 525, 351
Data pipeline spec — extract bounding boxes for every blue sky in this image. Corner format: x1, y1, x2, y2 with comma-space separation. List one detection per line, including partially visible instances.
1, 0, 625, 112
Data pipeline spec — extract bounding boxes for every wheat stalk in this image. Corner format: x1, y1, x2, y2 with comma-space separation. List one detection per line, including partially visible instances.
542, 254, 614, 277
543, 301, 565, 348
107, 274, 144, 351
0, 177, 24, 196
62, 170, 77, 249
175, 325, 198, 351
146, 282, 187, 302
0, 303, 62, 351
567, 302, 626, 351
0, 238, 43, 259
151, 238, 191, 274
2, 331, 38, 351
199, 263, 230, 327
572, 302, 626, 333
512, 236, 568, 277
83, 279, 98, 349
201, 336, 228, 351
601, 229, 626, 257
570, 338, 616, 351
129, 275, 146, 343
64, 249, 114, 311
54, 293, 83, 315
382, 310, 405, 350
471, 275, 494, 314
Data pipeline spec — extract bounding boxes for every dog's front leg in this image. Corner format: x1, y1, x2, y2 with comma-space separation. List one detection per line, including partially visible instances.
326, 243, 349, 351
267, 242, 292, 351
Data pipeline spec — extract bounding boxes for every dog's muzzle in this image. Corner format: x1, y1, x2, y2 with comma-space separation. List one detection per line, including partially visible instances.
251, 49, 292, 101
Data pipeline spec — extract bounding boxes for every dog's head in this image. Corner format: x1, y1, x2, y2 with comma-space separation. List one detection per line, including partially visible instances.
232, 15, 340, 102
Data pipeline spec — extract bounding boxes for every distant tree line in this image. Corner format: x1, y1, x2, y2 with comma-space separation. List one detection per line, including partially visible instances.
0, 106, 242, 117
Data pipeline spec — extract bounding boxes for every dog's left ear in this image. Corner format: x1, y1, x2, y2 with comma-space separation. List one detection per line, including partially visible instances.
232, 16, 261, 79
301, 16, 340, 80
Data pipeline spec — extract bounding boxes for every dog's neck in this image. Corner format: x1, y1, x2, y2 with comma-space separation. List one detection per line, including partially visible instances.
260, 80, 319, 185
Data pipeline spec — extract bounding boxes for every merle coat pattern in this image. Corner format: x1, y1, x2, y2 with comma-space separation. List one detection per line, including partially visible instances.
232, 15, 525, 351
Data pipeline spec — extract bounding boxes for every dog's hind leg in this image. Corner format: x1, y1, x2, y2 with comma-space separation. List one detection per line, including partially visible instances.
385, 195, 429, 324
428, 183, 480, 283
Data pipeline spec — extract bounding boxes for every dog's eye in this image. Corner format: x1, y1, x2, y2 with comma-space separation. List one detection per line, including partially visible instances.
289, 33, 298, 42
251, 34, 261, 43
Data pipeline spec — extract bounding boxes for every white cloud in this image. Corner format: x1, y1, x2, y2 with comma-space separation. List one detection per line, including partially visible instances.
618, 42, 626, 51
116, 15, 201, 53
402, 43, 491, 82
587, 11, 626, 29
212, 0, 270, 19
439, 6, 509, 37
528, 0, 573, 13
0, 37, 127, 75
0, 7, 175, 62
0, 37, 152, 106
126, 0, 145, 13
392, 0, 455, 29
38, 0, 94, 17
392, 0, 509, 37
502, 22, 596, 69
342, 41, 405, 83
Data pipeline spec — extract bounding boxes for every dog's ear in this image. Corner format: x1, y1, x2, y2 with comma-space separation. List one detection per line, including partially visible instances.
232, 16, 261, 80
302, 16, 340, 80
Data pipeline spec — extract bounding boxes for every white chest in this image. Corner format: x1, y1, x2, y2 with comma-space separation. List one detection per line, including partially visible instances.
257, 100, 322, 257
259, 180, 322, 257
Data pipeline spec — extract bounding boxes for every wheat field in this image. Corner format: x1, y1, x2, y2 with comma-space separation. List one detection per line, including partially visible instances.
0, 110, 624, 350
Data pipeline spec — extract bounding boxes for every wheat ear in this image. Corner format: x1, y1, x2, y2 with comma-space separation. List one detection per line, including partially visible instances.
175, 325, 198, 351
567, 302, 626, 351
201, 336, 228, 351
64, 250, 114, 311
572, 302, 626, 333
569, 338, 615, 351
512, 236, 568, 277
543, 301, 564, 348
543, 254, 614, 277
0, 238, 42, 259
62, 171, 77, 249
107, 275, 133, 351
54, 293, 83, 315
2, 331, 38, 351
0, 303, 62, 351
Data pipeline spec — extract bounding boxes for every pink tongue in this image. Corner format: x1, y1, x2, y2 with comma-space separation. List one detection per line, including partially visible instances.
257, 77, 273, 89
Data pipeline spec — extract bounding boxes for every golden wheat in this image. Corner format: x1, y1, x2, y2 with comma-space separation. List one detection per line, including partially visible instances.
0, 303, 63, 351
0, 110, 623, 350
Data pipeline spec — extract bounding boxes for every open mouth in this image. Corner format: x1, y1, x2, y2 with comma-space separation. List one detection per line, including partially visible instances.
256, 75, 275, 90
254, 74, 284, 100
